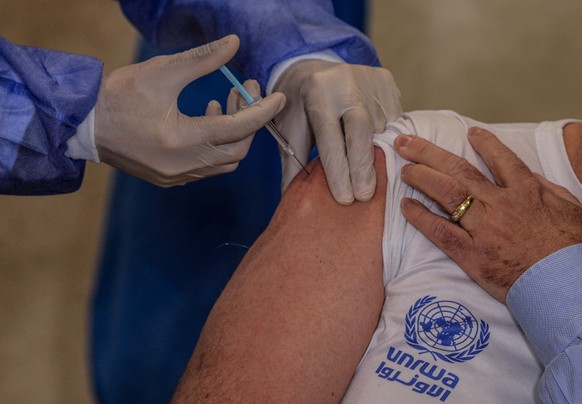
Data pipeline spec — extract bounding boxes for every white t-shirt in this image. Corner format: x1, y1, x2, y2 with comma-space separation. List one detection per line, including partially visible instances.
343, 111, 582, 403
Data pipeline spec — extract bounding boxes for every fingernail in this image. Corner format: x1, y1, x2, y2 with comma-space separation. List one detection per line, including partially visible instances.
354, 188, 375, 202
400, 163, 412, 179
219, 34, 235, 44
468, 127, 483, 137
395, 135, 412, 149
338, 195, 355, 205
400, 197, 413, 209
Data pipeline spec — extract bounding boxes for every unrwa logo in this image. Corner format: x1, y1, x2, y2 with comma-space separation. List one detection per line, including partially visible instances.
405, 296, 490, 363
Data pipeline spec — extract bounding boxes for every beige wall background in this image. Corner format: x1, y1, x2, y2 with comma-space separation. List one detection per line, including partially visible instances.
0, 0, 581, 402
0, 1, 137, 402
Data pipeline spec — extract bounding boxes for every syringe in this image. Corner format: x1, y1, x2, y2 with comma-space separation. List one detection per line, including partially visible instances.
219, 65, 309, 175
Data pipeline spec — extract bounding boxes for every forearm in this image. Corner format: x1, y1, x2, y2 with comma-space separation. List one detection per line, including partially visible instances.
0, 36, 102, 195
118, 0, 379, 87
507, 244, 582, 403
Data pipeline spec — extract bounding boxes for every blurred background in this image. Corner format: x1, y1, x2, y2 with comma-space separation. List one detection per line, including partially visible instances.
0, 0, 581, 402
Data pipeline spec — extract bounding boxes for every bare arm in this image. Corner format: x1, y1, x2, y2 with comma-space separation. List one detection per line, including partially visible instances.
172, 148, 387, 403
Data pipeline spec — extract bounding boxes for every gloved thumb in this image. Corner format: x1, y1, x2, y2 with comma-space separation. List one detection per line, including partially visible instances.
206, 92, 287, 145
139, 35, 241, 97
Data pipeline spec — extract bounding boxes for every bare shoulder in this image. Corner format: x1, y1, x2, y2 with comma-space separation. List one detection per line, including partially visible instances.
269, 146, 388, 251
172, 148, 388, 403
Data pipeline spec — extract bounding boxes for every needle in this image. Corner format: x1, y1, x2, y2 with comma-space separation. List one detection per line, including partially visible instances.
219, 65, 309, 175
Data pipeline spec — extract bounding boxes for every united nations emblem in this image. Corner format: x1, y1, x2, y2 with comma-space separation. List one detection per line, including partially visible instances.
405, 296, 490, 363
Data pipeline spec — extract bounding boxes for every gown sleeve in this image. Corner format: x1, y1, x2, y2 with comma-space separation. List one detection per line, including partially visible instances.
0, 36, 102, 195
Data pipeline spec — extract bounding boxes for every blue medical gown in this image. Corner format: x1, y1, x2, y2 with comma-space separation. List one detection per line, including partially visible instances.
93, 1, 370, 402
118, 0, 376, 88
0, 36, 101, 195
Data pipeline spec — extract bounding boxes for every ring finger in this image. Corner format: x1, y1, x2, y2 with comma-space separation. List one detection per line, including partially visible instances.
400, 163, 482, 229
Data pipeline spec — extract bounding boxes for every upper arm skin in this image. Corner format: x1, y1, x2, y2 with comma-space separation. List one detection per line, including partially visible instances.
172, 148, 387, 403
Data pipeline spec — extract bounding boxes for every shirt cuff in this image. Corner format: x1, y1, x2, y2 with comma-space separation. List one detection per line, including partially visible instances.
266, 50, 344, 94
65, 108, 100, 163
507, 244, 582, 364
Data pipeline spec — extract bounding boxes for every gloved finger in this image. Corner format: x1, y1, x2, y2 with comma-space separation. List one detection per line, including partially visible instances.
370, 98, 388, 134
205, 100, 223, 116
149, 136, 253, 184
342, 106, 376, 202
198, 92, 286, 145
188, 162, 241, 179
227, 79, 260, 115
375, 69, 403, 122
154, 162, 242, 186
309, 109, 354, 205
143, 34, 240, 97
211, 133, 255, 165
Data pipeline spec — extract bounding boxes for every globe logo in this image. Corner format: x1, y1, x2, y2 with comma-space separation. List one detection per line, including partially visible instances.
416, 300, 478, 352
405, 296, 490, 363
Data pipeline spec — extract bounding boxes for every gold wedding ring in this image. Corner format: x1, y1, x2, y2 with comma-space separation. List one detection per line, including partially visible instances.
450, 196, 474, 223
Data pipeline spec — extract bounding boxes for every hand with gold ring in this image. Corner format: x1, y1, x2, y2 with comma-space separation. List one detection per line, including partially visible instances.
394, 126, 582, 302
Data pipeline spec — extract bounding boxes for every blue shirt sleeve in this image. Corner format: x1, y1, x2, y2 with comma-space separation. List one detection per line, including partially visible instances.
117, 0, 379, 88
507, 244, 582, 403
0, 36, 102, 195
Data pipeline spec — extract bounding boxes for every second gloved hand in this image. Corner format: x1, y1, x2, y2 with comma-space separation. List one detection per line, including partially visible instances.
94, 35, 286, 186
273, 60, 402, 204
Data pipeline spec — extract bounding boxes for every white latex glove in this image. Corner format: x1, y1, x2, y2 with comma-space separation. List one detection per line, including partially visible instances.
94, 35, 286, 186
273, 60, 402, 204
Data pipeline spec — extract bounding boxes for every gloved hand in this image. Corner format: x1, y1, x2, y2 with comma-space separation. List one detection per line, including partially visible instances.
273, 60, 402, 204
94, 35, 286, 186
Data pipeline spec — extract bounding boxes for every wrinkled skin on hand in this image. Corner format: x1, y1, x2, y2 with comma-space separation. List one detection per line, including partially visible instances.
274, 59, 402, 205
94, 35, 286, 186
395, 126, 582, 302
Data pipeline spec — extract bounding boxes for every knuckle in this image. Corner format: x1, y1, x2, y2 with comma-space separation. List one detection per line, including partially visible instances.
154, 164, 182, 180
413, 138, 434, 158
230, 141, 253, 161
491, 191, 511, 210
231, 110, 259, 134
303, 70, 329, 91
242, 79, 260, 98
155, 176, 176, 187
218, 162, 239, 175
441, 180, 469, 210
442, 154, 470, 176
442, 154, 488, 185
158, 131, 182, 151
431, 219, 465, 252
523, 176, 544, 195
378, 67, 397, 85
191, 42, 214, 60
